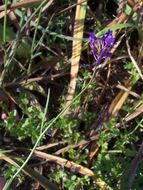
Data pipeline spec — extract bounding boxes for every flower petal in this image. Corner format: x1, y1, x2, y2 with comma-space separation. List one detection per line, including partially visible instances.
0, 177, 5, 190
103, 30, 115, 47
89, 32, 96, 43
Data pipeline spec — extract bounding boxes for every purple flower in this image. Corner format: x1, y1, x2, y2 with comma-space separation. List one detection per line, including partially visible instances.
89, 30, 115, 66
47, 130, 52, 135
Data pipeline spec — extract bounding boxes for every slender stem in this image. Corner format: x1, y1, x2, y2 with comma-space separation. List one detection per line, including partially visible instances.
3, 0, 8, 43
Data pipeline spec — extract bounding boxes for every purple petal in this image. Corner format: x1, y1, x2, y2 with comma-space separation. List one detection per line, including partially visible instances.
0, 177, 5, 190
91, 47, 98, 61
97, 48, 113, 65
47, 130, 52, 135
89, 32, 96, 43
89, 33, 98, 61
96, 48, 107, 65
103, 30, 115, 47
103, 52, 113, 58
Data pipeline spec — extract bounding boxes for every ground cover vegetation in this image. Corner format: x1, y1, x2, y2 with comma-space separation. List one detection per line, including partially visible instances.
0, 0, 143, 189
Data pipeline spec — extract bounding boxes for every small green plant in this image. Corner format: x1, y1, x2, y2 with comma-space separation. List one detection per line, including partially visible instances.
0, 92, 48, 145
49, 170, 91, 190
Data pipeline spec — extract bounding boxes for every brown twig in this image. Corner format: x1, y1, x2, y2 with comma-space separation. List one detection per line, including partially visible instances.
0, 0, 41, 11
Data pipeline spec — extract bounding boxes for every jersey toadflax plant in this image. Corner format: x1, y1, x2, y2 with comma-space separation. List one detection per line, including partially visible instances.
89, 30, 115, 66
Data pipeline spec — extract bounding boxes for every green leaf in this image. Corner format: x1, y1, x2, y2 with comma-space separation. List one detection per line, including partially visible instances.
16, 37, 32, 59
0, 25, 15, 44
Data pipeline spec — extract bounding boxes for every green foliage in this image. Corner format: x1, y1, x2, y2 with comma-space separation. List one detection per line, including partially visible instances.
0, 93, 47, 145
124, 61, 140, 83
3, 107, 44, 144
16, 37, 32, 59
92, 115, 143, 189
57, 117, 83, 143
4, 165, 24, 181
49, 171, 91, 190
0, 25, 15, 44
